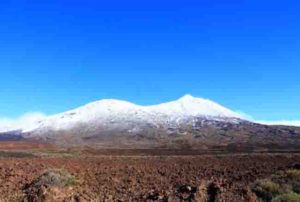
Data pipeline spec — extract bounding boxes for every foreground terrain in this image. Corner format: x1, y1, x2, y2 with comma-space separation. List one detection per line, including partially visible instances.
0, 142, 298, 201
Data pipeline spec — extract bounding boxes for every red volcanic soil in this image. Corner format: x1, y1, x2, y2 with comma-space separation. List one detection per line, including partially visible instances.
0, 152, 299, 201
0, 141, 57, 150
0, 140, 299, 201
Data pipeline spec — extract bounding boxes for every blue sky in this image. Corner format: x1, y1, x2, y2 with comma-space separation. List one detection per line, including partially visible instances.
0, 0, 299, 123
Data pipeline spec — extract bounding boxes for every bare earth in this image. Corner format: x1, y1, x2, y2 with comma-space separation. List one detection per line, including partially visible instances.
0, 141, 299, 201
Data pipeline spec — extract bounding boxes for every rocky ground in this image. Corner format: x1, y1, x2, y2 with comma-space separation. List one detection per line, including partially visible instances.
0, 149, 298, 201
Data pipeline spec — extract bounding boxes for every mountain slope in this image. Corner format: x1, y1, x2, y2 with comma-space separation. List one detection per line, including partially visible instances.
23, 94, 242, 133
3, 95, 300, 150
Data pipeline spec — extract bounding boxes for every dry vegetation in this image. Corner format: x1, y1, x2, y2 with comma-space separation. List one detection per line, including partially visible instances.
252, 166, 300, 201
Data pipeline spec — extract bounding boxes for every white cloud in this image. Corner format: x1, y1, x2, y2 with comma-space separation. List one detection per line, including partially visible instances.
256, 120, 300, 127
235, 111, 300, 127
0, 112, 47, 133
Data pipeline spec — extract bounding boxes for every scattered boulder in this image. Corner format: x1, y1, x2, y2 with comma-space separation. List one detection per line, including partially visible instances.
146, 190, 168, 202
176, 185, 198, 201
289, 163, 300, 170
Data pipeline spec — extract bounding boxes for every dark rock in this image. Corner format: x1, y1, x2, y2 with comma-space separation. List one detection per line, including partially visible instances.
289, 163, 300, 170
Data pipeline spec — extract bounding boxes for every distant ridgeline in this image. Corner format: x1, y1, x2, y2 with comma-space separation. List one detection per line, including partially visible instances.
0, 130, 23, 141
1, 95, 300, 151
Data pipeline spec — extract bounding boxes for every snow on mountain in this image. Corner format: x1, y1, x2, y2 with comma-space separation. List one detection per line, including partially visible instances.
148, 94, 241, 118
1, 95, 243, 133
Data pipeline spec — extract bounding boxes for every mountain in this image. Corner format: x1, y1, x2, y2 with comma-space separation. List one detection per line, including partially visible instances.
4, 95, 300, 151
24, 94, 242, 131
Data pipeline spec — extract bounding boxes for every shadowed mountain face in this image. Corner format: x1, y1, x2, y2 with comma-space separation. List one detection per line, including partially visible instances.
0, 130, 23, 141
23, 117, 300, 151
3, 95, 300, 150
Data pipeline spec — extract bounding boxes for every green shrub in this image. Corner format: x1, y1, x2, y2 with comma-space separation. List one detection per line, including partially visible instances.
273, 192, 300, 202
33, 169, 77, 187
287, 169, 300, 181
261, 180, 281, 194
253, 169, 300, 202
252, 180, 282, 201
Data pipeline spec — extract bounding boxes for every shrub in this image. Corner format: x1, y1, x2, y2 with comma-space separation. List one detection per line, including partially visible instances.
252, 180, 282, 201
260, 180, 281, 194
287, 169, 300, 181
22, 169, 77, 202
273, 192, 300, 202
32, 169, 76, 187
253, 169, 300, 202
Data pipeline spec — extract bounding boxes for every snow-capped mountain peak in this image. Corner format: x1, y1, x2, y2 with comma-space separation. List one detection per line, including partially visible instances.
149, 94, 241, 118
1, 95, 242, 133
1, 95, 299, 150
177, 94, 197, 101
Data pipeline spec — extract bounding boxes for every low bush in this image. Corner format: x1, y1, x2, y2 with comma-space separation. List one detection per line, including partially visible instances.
34, 169, 77, 187
273, 192, 300, 202
22, 169, 77, 202
253, 169, 300, 202
252, 180, 282, 201
260, 180, 281, 194
287, 169, 300, 181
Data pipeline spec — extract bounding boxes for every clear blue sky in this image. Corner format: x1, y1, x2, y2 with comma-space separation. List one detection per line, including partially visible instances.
0, 0, 299, 121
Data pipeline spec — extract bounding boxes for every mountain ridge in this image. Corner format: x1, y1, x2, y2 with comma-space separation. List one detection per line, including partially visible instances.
1, 94, 300, 150
6, 94, 243, 133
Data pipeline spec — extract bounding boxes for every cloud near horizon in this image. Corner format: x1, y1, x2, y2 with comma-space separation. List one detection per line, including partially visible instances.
0, 113, 47, 132
235, 111, 300, 127
255, 120, 300, 127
